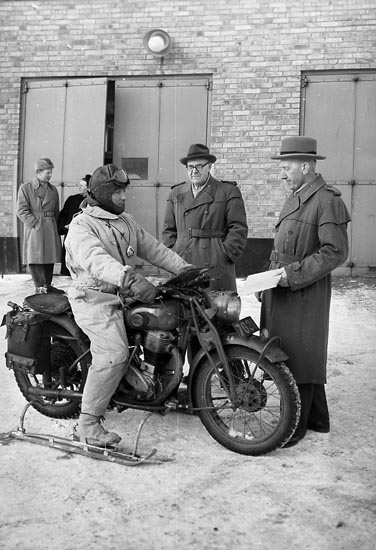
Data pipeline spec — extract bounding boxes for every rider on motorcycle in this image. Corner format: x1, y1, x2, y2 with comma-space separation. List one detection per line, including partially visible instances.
64, 164, 192, 447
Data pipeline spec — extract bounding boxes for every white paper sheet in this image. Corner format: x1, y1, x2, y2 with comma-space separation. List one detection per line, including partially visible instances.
237, 269, 284, 295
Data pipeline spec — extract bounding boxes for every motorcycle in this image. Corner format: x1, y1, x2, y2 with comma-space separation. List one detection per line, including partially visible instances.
2, 267, 300, 461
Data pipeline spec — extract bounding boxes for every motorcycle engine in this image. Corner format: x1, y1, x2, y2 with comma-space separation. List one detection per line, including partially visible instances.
123, 300, 182, 331
124, 330, 177, 398
142, 330, 175, 367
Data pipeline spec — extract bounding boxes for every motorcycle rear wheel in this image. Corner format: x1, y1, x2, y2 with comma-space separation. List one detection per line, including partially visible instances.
13, 339, 86, 419
192, 345, 300, 455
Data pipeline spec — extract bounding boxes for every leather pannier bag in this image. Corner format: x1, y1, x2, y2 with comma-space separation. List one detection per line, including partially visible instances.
2, 309, 51, 375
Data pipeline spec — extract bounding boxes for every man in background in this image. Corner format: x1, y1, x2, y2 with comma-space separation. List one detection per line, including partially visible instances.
17, 157, 63, 294
58, 174, 91, 275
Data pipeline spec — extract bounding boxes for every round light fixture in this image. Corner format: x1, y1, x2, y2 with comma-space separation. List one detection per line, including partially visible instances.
143, 29, 172, 57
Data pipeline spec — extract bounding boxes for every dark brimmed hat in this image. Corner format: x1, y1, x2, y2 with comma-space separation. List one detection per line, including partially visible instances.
271, 137, 326, 160
34, 158, 54, 171
180, 144, 217, 165
81, 174, 92, 184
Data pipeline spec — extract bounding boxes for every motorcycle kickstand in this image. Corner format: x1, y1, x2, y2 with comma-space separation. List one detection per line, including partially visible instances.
0, 402, 159, 467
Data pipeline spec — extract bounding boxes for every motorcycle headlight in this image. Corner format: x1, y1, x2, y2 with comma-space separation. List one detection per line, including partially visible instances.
205, 291, 241, 323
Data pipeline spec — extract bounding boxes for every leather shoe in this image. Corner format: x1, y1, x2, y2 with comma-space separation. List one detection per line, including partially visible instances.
45, 285, 65, 294
307, 422, 330, 433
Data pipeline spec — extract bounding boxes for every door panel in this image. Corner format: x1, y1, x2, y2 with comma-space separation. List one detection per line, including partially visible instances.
302, 78, 355, 182
354, 79, 376, 181
63, 78, 107, 194
113, 77, 210, 245
113, 81, 160, 182
351, 184, 376, 270
159, 80, 209, 184
352, 79, 376, 272
113, 82, 159, 240
20, 78, 108, 265
126, 187, 157, 236
21, 78, 107, 205
22, 80, 66, 185
301, 72, 376, 275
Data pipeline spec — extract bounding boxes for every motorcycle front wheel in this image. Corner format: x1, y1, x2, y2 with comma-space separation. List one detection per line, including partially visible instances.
13, 339, 87, 419
192, 345, 300, 455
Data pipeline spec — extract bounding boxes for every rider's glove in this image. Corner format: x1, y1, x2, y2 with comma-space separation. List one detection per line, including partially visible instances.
120, 266, 136, 294
119, 267, 157, 303
130, 273, 158, 303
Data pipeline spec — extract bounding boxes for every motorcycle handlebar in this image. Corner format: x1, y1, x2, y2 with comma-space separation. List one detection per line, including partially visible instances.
7, 301, 20, 310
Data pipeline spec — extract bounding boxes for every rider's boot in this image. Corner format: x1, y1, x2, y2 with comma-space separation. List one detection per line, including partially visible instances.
76, 413, 122, 447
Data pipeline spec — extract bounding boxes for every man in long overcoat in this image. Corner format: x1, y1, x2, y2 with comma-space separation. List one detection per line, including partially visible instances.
17, 158, 63, 294
261, 137, 351, 447
162, 144, 248, 291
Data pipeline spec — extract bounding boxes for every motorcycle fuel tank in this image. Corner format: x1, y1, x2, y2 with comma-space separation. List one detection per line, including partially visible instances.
123, 300, 185, 331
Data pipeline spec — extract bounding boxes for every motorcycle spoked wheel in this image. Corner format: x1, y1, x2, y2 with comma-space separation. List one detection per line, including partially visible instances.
192, 345, 301, 456
13, 340, 87, 419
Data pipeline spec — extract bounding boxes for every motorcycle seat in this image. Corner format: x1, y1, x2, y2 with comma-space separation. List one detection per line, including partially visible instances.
24, 293, 71, 315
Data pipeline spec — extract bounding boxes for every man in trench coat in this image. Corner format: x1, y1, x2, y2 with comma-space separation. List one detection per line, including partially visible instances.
261, 136, 351, 447
162, 144, 248, 291
17, 158, 63, 294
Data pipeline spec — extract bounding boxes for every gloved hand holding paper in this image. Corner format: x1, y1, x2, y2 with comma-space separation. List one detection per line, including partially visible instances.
237, 269, 284, 295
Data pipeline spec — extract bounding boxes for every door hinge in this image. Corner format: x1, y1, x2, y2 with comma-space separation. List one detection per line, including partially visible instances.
301, 76, 309, 88
22, 82, 29, 94
206, 81, 213, 91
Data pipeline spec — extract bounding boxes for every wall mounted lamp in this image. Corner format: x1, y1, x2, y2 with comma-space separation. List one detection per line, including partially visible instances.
143, 29, 172, 57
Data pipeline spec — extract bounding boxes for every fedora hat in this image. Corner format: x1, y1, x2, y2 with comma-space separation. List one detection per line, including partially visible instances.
180, 143, 217, 165
271, 137, 326, 160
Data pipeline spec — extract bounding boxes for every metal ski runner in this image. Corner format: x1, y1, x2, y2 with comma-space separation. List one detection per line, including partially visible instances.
0, 403, 158, 467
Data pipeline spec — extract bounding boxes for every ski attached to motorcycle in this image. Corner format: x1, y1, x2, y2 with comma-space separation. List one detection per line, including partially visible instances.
0, 403, 158, 467
1, 429, 157, 466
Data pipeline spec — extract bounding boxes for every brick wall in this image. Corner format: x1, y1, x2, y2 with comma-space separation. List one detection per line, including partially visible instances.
1, 0, 375, 240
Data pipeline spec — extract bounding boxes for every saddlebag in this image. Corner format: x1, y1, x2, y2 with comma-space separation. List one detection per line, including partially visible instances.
2, 309, 51, 374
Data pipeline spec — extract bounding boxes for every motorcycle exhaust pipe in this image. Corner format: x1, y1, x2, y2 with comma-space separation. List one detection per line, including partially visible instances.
27, 387, 82, 400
